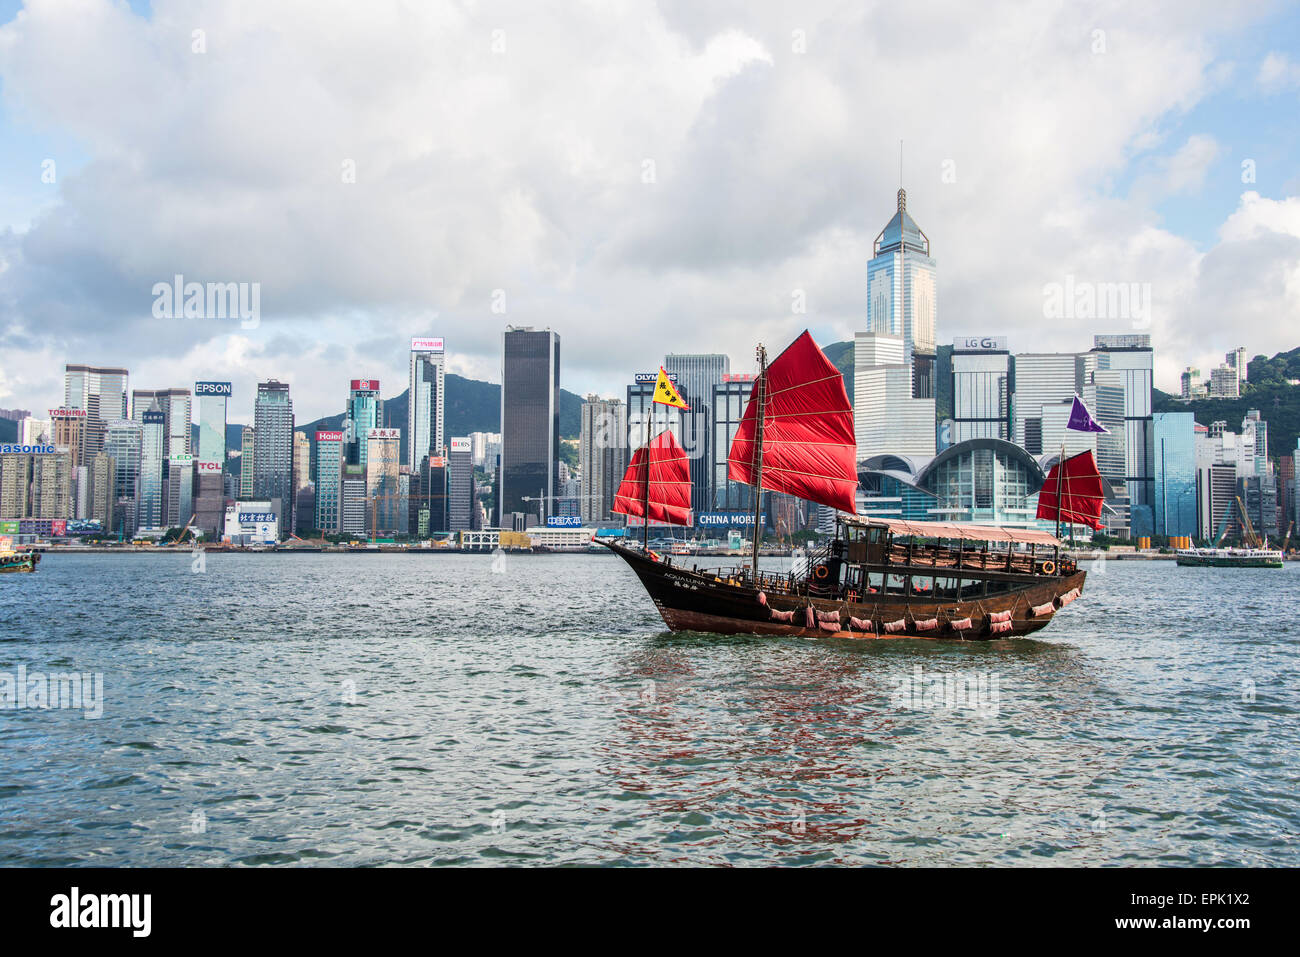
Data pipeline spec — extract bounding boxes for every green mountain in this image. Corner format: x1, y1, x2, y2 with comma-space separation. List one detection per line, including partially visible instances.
294, 373, 585, 464
1154, 346, 1300, 458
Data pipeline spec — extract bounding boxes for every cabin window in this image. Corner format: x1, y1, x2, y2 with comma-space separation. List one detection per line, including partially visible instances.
866, 571, 884, 594
911, 575, 934, 596
886, 573, 907, 595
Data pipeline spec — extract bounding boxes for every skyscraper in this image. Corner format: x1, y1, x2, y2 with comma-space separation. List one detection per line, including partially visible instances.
854, 332, 934, 461
499, 327, 560, 528
103, 418, 142, 537
344, 379, 382, 468
447, 437, 474, 532
866, 189, 937, 398
365, 428, 401, 535
1153, 412, 1197, 539
1090, 334, 1155, 538
408, 338, 446, 470
314, 430, 344, 532
194, 381, 231, 536
664, 353, 728, 514
238, 426, 256, 498
951, 336, 1012, 443
711, 375, 759, 514
64, 365, 129, 458
132, 387, 192, 527
49, 409, 87, 470
579, 396, 627, 525
85, 451, 116, 533
138, 404, 165, 531
253, 381, 294, 529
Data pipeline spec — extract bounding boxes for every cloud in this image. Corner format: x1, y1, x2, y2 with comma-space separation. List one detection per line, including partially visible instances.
1257, 51, 1300, 94
0, 0, 1293, 424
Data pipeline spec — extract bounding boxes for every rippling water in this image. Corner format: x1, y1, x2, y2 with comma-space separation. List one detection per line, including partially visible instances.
1, 552, 1297, 866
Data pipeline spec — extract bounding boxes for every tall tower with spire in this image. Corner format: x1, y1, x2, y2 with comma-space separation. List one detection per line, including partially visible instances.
866, 187, 937, 399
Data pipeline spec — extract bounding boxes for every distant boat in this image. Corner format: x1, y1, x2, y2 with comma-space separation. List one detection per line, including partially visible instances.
605, 331, 1092, 639
0, 536, 39, 574
1175, 547, 1283, 569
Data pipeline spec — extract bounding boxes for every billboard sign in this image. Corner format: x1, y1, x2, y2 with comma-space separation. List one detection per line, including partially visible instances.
350, 379, 380, 392
411, 337, 444, 352
546, 516, 583, 528
170, 453, 194, 465
50, 520, 67, 537
238, 512, 277, 524
953, 336, 1008, 352
697, 512, 756, 527
722, 374, 756, 383
142, 411, 165, 424
449, 437, 472, 453
0, 521, 18, 534
634, 372, 678, 384
316, 430, 345, 442
0, 444, 56, 454
48, 407, 87, 418
196, 460, 222, 471
369, 428, 400, 440
194, 381, 233, 396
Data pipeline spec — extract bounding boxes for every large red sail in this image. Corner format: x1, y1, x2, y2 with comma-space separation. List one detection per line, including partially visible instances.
727, 330, 858, 514
611, 430, 693, 526
1036, 450, 1106, 530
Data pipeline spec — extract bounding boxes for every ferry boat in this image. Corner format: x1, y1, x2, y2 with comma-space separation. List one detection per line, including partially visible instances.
0, 537, 39, 574
1174, 547, 1283, 569
606, 331, 1095, 639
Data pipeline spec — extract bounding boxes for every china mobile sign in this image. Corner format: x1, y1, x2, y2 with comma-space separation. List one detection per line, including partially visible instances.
411, 338, 444, 352
697, 512, 755, 527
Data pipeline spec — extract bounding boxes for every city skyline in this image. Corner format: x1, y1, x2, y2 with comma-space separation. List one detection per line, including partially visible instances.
3, 2, 1300, 424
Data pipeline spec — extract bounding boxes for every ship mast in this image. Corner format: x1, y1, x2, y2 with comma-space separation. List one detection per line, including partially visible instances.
749, 344, 768, 578
642, 433, 650, 551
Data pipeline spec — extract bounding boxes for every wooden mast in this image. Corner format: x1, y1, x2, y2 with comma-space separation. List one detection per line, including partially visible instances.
750, 344, 768, 578
641, 432, 650, 551
1055, 442, 1065, 540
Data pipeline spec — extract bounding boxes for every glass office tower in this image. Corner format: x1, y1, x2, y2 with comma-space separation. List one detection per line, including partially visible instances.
866, 189, 937, 399
408, 338, 446, 470
1154, 412, 1197, 539
499, 327, 560, 528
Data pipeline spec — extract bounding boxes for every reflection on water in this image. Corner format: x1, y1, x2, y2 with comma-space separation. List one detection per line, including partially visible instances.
0, 553, 1296, 866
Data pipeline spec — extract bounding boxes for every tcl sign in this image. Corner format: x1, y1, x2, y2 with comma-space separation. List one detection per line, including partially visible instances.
350, 379, 380, 392
411, 338, 444, 352
197, 460, 222, 471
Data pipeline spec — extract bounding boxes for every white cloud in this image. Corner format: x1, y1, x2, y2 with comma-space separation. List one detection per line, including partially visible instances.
1257, 51, 1300, 93
0, 0, 1293, 423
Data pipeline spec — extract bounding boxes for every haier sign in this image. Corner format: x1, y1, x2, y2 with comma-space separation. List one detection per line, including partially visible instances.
195, 381, 233, 396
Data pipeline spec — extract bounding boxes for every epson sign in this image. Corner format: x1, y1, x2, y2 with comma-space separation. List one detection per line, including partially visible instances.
195, 381, 233, 396
954, 336, 1008, 353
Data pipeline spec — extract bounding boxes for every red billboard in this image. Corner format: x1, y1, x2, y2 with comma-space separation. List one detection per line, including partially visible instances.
349, 379, 380, 392
316, 430, 345, 442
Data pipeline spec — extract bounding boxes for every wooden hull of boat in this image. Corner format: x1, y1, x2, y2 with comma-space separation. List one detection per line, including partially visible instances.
607, 542, 1084, 640
1175, 555, 1283, 569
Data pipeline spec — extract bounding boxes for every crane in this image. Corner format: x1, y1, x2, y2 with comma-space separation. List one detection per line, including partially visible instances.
1235, 495, 1260, 549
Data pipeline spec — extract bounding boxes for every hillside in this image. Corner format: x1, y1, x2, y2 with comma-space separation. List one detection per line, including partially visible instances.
293, 374, 585, 464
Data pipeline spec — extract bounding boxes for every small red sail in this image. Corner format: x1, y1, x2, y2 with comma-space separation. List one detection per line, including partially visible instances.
1036, 449, 1106, 530
612, 429, 693, 526
727, 330, 858, 514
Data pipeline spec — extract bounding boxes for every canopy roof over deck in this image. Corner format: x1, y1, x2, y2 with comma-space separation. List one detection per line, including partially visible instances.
845, 516, 1062, 547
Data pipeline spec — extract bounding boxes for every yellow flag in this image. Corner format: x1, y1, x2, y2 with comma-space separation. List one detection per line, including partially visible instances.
652, 367, 689, 410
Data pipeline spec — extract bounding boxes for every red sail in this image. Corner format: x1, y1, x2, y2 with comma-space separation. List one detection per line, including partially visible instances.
611, 429, 693, 526
727, 330, 858, 514
1036, 449, 1106, 530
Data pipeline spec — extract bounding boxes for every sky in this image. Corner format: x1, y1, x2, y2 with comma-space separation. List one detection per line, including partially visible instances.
1, 0, 1299, 425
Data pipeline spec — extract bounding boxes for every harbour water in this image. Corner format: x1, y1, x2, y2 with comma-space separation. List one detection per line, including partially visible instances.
1, 552, 1297, 866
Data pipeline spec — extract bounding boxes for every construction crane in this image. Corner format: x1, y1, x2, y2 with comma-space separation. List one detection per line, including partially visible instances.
175, 513, 199, 545
1235, 495, 1260, 548
1283, 521, 1293, 553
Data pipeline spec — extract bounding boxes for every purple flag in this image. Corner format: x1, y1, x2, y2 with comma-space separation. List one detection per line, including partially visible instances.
1066, 394, 1108, 433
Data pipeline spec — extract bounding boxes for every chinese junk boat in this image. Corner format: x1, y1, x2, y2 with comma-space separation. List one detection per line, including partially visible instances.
606, 330, 1094, 639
